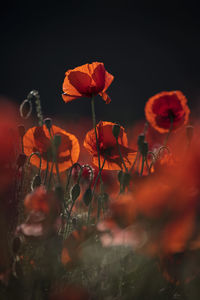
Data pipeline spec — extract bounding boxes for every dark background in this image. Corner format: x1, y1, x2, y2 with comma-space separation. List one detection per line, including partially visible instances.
1, 1, 200, 126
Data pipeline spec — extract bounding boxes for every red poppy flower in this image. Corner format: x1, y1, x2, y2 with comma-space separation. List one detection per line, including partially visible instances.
83, 121, 137, 170
145, 91, 190, 133
23, 124, 80, 173
62, 62, 114, 104
24, 186, 59, 214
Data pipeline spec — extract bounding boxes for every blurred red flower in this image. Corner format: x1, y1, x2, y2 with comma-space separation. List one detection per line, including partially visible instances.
145, 91, 190, 133
24, 186, 59, 214
84, 121, 136, 170
62, 62, 114, 104
18, 186, 61, 237
23, 124, 80, 173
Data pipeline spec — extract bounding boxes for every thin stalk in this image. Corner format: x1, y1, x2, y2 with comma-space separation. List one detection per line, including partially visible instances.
47, 162, 54, 190
91, 96, 101, 171
140, 156, 145, 176
43, 159, 49, 186
130, 151, 139, 172
87, 158, 106, 225
116, 138, 128, 172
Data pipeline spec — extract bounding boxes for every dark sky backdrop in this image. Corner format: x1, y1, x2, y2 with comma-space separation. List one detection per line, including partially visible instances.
1, 1, 200, 126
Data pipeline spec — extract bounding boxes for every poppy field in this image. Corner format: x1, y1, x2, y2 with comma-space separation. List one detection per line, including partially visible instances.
1, 61, 200, 299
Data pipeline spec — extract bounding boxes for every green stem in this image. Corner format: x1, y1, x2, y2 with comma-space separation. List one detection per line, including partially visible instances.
55, 159, 61, 185
116, 138, 128, 172
87, 158, 106, 225
44, 159, 49, 186
140, 156, 145, 176
91, 96, 101, 171
47, 162, 54, 190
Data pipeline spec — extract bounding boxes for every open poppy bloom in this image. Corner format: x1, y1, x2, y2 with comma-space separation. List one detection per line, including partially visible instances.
145, 91, 190, 133
83, 121, 136, 170
23, 124, 80, 173
62, 62, 114, 104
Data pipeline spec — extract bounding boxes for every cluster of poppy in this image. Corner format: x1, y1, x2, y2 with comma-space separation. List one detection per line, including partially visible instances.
0, 61, 196, 293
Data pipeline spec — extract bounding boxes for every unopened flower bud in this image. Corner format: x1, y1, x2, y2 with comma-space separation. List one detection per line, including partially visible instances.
83, 188, 92, 206
140, 141, 148, 158
112, 123, 121, 139
27, 90, 39, 102
44, 118, 52, 130
137, 133, 145, 151
31, 174, 41, 190
71, 184, 80, 202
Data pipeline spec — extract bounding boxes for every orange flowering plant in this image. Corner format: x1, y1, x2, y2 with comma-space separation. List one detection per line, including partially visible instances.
2, 60, 200, 300
23, 124, 80, 173
145, 90, 190, 133
62, 62, 114, 104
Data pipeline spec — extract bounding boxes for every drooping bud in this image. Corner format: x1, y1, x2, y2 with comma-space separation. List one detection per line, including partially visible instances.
71, 183, 80, 202
122, 172, 131, 188
138, 133, 148, 158
137, 133, 145, 151
118, 170, 123, 184
83, 188, 92, 206
112, 123, 121, 139
140, 141, 148, 158
44, 118, 52, 130
27, 89, 39, 102
31, 174, 41, 190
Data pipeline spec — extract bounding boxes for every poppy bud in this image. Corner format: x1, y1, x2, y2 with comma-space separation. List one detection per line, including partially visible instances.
138, 133, 148, 157
83, 188, 92, 206
17, 153, 27, 168
71, 184, 80, 202
118, 170, 123, 183
137, 133, 145, 151
19, 99, 32, 119
186, 125, 194, 143
112, 123, 121, 139
27, 89, 39, 102
31, 174, 41, 190
141, 141, 148, 158
122, 172, 131, 188
18, 125, 25, 138
44, 118, 52, 130
53, 134, 61, 149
